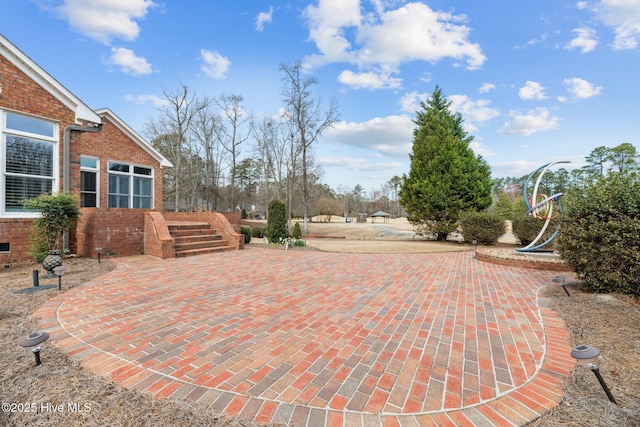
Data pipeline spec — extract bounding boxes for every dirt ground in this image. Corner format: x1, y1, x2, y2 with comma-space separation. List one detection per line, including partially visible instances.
1, 219, 639, 426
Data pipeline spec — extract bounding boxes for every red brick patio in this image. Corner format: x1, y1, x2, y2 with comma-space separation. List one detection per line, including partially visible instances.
34, 248, 574, 426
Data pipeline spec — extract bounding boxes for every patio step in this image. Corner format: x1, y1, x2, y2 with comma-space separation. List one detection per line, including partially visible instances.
167, 221, 233, 258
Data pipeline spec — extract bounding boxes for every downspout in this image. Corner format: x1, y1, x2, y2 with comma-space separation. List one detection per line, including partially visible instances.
62, 123, 103, 251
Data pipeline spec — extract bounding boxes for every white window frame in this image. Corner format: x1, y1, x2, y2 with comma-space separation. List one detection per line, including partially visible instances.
1, 109, 59, 218
80, 156, 100, 208
107, 161, 154, 209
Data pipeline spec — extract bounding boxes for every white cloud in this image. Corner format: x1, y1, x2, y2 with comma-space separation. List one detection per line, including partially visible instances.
594, 0, 640, 49
449, 95, 500, 125
105, 47, 152, 76
519, 81, 547, 100
563, 77, 603, 99
324, 115, 414, 158
255, 6, 274, 31
338, 70, 402, 90
318, 156, 402, 172
479, 82, 496, 93
56, 0, 156, 44
577, 2, 588, 11
469, 140, 496, 158
399, 91, 428, 113
304, 1, 485, 88
499, 107, 561, 136
200, 49, 231, 79
124, 94, 169, 107
565, 27, 598, 53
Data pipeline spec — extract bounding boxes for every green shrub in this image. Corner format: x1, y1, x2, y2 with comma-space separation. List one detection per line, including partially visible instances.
292, 238, 306, 247
240, 225, 252, 244
292, 222, 302, 239
460, 211, 506, 245
251, 227, 265, 238
23, 193, 81, 257
241, 209, 248, 220
29, 227, 49, 263
266, 199, 288, 243
512, 215, 558, 246
557, 173, 640, 295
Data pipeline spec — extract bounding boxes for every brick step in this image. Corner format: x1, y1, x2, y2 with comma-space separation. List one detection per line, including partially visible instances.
174, 246, 237, 258
168, 227, 219, 237
173, 234, 224, 244
174, 239, 229, 251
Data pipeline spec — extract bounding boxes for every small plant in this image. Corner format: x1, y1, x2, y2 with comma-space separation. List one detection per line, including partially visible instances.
460, 211, 506, 245
24, 193, 81, 256
251, 227, 265, 238
292, 222, 302, 239
240, 225, 252, 244
292, 238, 306, 247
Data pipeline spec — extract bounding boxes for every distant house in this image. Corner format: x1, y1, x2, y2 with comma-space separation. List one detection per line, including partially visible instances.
0, 34, 241, 263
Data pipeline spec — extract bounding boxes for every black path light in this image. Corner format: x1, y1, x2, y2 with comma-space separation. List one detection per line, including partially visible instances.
553, 276, 570, 296
53, 265, 66, 290
95, 247, 103, 263
19, 331, 50, 366
570, 345, 618, 405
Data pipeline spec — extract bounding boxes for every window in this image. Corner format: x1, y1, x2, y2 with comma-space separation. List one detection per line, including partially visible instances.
80, 156, 99, 208
2, 111, 57, 216
107, 161, 153, 209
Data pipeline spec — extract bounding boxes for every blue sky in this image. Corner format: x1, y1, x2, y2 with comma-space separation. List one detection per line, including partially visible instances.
2, 1, 639, 193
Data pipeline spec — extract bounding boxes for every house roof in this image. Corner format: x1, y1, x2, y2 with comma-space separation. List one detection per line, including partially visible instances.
95, 108, 173, 168
0, 33, 101, 125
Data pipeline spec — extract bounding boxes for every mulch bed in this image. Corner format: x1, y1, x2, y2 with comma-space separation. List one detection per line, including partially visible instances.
1, 257, 639, 426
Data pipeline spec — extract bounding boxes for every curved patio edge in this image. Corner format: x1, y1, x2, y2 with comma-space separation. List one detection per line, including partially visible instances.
475, 248, 571, 272
33, 254, 576, 427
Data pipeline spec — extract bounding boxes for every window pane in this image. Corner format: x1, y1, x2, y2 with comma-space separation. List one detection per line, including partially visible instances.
80, 156, 98, 169
5, 176, 53, 212
6, 112, 55, 137
81, 171, 97, 208
133, 196, 152, 209
108, 173, 129, 208
133, 177, 152, 196
133, 166, 152, 176
6, 135, 54, 177
108, 162, 129, 173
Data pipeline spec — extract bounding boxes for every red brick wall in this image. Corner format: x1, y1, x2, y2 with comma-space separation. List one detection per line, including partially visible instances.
76, 208, 147, 258
0, 219, 35, 264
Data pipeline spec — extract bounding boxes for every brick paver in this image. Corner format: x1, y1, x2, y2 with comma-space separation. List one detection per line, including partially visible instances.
34, 248, 574, 426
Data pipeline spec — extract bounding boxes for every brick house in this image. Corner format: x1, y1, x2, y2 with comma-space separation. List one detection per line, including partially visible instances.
0, 34, 241, 263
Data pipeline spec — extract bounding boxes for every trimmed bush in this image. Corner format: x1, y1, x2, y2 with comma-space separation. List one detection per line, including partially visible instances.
240, 225, 252, 244
460, 211, 506, 245
512, 215, 558, 246
266, 199, 288, 243
251, 227, 265, 238
292, 238, 306, 247
557, 174, 640, 295
292, 222, 302, 239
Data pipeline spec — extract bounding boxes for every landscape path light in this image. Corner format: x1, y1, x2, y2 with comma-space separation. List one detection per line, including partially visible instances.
95, 247, 103, 263
53, 265, 66, 291
19, 331, 49, 366
570, 344, 618, 405
553, 275, 570, 296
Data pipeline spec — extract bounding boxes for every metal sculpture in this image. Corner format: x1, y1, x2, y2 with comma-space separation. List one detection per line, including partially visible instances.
516, 161, 570, 253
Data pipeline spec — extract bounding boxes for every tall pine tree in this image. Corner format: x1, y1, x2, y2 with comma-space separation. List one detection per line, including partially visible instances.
399, 86, 492, 240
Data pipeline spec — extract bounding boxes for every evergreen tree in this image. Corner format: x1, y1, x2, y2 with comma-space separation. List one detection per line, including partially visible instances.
399, 86, 493, 240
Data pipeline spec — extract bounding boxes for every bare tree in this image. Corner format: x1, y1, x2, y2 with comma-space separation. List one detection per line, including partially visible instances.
192, 103, 225, 209
145, 84, 208, 211
280, 62, 339, 233
214, 94, 252, 211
